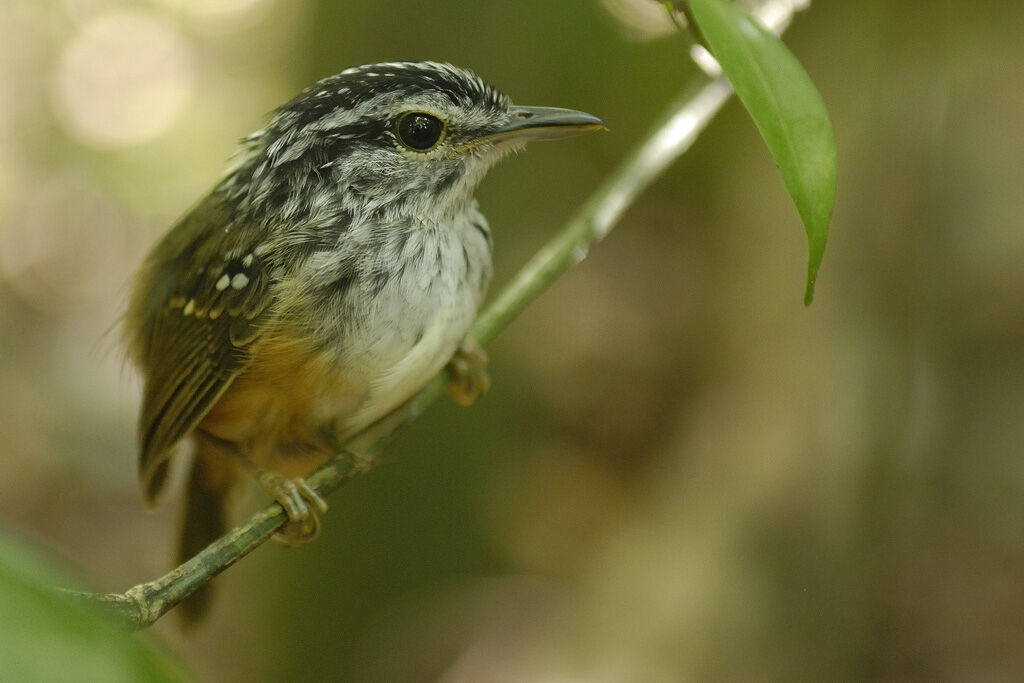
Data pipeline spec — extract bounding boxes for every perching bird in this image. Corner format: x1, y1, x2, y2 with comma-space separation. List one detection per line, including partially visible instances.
124, 61, 603, 619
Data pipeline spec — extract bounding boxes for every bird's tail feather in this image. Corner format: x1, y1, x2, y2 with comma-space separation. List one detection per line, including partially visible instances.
176, 437, 239, 626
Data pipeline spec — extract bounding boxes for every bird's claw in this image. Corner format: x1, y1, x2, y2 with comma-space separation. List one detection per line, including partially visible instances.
446, 338, 490, 407
254, 471, 329, 547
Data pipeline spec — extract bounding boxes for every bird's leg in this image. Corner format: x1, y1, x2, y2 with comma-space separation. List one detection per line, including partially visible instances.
251, 468, 328, 547
228, 453, 328, 547
446, 337, 490, 407
195, 430, 328, 546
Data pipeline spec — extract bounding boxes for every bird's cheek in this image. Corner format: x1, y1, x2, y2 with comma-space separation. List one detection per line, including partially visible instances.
430, 165, 465, 197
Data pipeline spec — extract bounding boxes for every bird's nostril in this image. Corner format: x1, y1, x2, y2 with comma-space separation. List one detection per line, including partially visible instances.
516, 111, 532, 119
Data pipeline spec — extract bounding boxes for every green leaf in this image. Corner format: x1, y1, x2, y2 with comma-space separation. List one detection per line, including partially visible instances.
687, 0, 836, 304
0, 528, 189, 682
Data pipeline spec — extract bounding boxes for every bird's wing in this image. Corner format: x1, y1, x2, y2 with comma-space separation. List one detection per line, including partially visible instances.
128, 192, 274, 503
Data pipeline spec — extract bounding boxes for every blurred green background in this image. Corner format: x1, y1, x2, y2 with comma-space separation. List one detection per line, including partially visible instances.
2, 0, 1023, 680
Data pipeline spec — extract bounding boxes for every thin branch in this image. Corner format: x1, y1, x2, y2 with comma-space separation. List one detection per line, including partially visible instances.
71, 0, 810, 630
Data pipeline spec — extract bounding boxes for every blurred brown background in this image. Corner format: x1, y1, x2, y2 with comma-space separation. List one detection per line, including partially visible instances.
2, 0, 1022, 680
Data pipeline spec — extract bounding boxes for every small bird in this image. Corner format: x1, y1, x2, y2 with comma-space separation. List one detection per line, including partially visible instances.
124, 61, 602, 618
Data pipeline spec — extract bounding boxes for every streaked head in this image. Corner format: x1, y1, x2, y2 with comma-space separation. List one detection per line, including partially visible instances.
234, 61, 604, 221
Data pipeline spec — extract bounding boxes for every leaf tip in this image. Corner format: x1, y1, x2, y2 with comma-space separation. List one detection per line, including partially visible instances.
803, 258, 820, 306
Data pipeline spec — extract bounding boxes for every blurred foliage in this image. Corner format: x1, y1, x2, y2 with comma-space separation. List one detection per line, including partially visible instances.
0, 528, 186, 682
2, 0, 1024, 681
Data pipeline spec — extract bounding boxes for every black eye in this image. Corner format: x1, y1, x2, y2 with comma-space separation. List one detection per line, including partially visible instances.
396, 112, 444, 151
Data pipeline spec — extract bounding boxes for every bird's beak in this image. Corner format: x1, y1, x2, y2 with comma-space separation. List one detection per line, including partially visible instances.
486, 106, 606, 144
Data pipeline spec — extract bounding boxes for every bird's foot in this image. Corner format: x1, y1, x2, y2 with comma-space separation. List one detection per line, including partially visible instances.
252, 470, 329, 547
446, 338, 490, 407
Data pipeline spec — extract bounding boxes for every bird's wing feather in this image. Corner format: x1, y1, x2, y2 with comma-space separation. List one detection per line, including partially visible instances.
128, 192, 273, 503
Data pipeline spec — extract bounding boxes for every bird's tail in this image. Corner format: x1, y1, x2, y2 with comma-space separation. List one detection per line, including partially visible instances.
176, 436, 240, 625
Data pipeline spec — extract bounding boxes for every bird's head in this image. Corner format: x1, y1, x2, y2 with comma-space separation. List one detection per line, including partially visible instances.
232, 61, 604, 223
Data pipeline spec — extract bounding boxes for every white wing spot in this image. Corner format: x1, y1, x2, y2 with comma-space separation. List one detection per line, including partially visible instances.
183, 299, 196, 316
242, 253, 254, 267
231, 273, 250, 289
215, 274, 231, 291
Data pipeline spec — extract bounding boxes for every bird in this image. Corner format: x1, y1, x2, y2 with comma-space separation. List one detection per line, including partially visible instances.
123, 61, 603, 620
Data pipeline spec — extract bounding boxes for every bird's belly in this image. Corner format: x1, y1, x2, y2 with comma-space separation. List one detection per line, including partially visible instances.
202, 215, 490, 475
329, 217, 490, 433
197, 342, 369, 476
203, 271, 478, 476
337, 279, 477, 435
